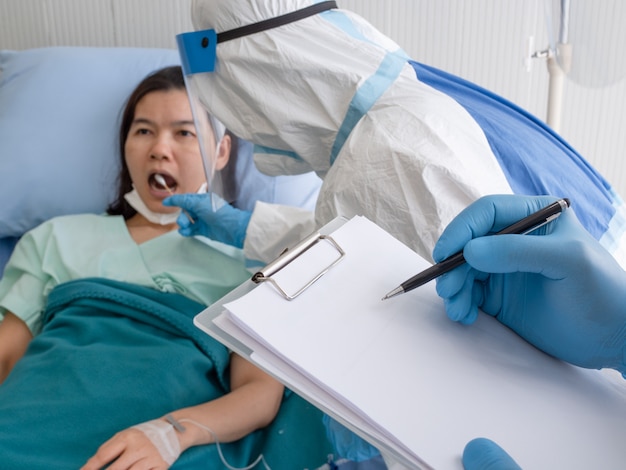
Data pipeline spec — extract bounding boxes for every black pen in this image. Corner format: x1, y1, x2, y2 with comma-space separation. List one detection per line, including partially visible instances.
381, 198, 571, 300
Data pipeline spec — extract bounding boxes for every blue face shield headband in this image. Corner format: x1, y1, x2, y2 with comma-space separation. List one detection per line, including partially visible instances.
176, 1, 338, 75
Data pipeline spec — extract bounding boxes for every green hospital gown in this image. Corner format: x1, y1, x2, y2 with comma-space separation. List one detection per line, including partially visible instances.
0, 213, 251, 334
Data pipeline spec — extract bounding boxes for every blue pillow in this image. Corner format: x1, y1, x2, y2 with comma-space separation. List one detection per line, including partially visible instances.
0, 47, 181, 239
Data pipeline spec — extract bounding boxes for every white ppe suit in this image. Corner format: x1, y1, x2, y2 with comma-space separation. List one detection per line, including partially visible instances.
189, 0, 512, 264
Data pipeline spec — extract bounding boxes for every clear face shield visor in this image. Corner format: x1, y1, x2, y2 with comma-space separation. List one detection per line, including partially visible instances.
176, 30, 231, 210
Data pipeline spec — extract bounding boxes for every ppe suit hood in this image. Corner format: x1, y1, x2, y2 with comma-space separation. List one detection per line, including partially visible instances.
190, 0, 407, 177
188, 0, 513, 261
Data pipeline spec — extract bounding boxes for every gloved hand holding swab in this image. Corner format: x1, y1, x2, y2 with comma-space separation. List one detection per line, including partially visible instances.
155, 174, 195, 224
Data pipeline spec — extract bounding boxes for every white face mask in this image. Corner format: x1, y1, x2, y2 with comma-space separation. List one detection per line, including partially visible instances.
123, 183, 209, 226
124, 186, 181, 225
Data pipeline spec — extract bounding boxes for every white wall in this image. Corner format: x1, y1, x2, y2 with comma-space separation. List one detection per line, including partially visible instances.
1, 0, 625, 197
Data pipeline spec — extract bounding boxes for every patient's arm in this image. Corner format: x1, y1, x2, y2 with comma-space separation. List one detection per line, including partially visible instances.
0, 312, 33, 384
81, 353, 284, 469
173, 353, 284, 445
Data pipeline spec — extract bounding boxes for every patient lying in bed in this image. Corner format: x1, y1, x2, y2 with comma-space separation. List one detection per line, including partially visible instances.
0, 66, 322, 469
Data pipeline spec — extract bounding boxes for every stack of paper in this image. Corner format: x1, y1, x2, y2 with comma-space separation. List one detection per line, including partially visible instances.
196, 215, 626, 469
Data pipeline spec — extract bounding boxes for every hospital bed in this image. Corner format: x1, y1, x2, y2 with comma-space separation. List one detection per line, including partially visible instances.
409, 59, 626, 269
0, 46, 333, 468
2, 41, 626, 468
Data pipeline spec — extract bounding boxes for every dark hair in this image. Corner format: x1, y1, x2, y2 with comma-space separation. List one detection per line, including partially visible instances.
106, 65, 238, 218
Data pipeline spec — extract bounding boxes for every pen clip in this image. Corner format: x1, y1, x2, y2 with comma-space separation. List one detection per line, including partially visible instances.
522, 211, 562, 235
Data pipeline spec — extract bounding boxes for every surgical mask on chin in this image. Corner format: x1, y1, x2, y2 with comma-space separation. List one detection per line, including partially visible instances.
124, 187, 181, 225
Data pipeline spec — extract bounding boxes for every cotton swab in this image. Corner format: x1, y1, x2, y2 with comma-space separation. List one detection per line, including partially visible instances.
155, 174, 194, 224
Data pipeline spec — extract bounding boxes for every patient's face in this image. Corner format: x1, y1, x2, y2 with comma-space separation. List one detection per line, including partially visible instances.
124, 89, 211, 215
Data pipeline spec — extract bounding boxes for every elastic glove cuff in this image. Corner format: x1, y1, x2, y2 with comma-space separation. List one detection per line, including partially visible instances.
131, 419, 181, 465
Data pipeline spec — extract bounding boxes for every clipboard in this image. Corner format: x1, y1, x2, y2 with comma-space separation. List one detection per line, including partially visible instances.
194, 215, 626, 470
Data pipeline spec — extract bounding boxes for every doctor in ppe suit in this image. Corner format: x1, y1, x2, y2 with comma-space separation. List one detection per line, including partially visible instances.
165, 0, 513, 265
166, 0, 626, 270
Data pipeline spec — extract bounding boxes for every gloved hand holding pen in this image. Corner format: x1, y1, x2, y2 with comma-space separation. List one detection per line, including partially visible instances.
434, 194, 626, 469
433, 194, 626, 374
163, 193, 251, 249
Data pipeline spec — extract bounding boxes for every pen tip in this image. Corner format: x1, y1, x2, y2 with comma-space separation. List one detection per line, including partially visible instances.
381, 286, 403, 301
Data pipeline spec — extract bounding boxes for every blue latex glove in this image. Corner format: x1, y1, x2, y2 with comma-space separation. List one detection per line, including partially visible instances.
322, 414, 381, 462
433, 194, 626, 373
462, 438, 521, 470
163, 193, 251, 248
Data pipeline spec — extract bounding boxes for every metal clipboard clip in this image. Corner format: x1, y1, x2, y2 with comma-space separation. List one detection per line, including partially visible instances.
251, 231, 345, 300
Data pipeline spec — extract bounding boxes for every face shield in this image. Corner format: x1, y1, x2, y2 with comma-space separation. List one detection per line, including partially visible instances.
176, 1, 339, 183
191, 89, 228, 207
176, 42, 229, 210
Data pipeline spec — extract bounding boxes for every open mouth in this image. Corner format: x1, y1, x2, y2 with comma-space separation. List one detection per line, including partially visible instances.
150, 172, 178, 193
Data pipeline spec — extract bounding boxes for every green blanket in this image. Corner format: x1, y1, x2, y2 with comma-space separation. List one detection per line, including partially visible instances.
0, 278, 332, 469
